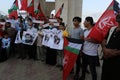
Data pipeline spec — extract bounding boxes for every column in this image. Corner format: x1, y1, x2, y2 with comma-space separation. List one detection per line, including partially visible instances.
55, 0, 83, 32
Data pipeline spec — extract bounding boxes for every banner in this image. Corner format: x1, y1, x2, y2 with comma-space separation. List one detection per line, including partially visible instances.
42, 29, 52, 47
42, 29, 64, 50
88, 0, 119, 43
22, 31, 38, 45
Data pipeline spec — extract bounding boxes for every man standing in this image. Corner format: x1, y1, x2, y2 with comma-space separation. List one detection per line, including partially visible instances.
69, 16, 84, 80
80, 17, 99, 80
25, 18, 38, 60
101, 14, 120, 80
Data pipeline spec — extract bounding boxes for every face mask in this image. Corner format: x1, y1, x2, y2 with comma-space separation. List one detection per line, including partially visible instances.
49, 26, 52, 28
39, 26, 42, 30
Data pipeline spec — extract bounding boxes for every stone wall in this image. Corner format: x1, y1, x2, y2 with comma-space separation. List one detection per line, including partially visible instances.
45, 2, 55, 17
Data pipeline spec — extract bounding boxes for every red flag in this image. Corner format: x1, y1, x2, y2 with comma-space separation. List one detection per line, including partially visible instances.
35, 2, 47, 21
8, 0, 19, 19
27, 0, 35, 17
88, 0, 119, 43
63, 38, 83, 80
55, 3, 64, 18
20, 0, 28, 11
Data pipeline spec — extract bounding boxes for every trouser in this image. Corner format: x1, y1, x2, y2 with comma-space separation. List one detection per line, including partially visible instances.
0, 48, 8, 62
9, 42, 15, 57
81, 53, 97, 80
16, 44, 25, 58
101, 56, 120, 80
37, 46, 45, 60
57, 50, 63, 66
24, 44, 36, 59
75, 53, 81, 74
46, 47, 57, 65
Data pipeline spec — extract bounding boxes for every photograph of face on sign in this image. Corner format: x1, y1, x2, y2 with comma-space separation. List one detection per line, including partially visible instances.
42, 29, 64, 50
22, 31, 38, 45
54, 35, 60, 45
51, 31, 64, 50
42, 30, 52, 47
44, 34, 49, 43
25, 33, 33, 43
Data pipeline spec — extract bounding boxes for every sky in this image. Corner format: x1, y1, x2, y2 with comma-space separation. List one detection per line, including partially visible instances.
82, 0, 115, 21
0, 0, 120, 22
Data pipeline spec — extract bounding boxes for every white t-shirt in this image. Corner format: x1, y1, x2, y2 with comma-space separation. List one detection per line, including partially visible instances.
83, 29, 98, 56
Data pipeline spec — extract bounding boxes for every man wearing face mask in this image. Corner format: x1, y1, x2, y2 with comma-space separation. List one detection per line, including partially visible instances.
24, 18, 38, 60
15, 16, 25, 31
27, 18, 37, 33
43, 21, 57, 30
43, 21, 58, 65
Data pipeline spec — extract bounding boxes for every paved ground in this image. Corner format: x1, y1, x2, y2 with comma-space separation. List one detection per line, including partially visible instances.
0, 57, 102, 80
0, 58, 62, 80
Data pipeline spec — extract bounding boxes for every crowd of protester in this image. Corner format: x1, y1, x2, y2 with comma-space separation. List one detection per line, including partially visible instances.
0, 13, 120, 80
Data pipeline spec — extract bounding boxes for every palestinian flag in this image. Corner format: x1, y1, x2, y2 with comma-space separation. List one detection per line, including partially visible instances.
63, 38, 83, 80
34, 2, 47, 21
20, 0, 28, 11
27, 0, 35, 17
8, 0, 18, 19
55, 3, 64, 18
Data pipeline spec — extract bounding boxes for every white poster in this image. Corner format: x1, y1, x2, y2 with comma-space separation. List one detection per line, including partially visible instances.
15, 31, 22, 44
50, 30, 63, 50
22, 31, 38, 45
42, 29, 53, 47
42, 29, 63, 50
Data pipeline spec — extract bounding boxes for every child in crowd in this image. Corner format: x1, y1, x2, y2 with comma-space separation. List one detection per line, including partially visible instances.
36, 24, 46, 61
56, 22, 68, 70
0, 32, 10, 62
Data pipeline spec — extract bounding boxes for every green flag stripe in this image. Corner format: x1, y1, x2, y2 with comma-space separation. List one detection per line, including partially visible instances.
65, 46, 80, 55
8, 9, 13, 14
12, 6, 18, 10
34, 9, 39, 14
8, 3, 18, 14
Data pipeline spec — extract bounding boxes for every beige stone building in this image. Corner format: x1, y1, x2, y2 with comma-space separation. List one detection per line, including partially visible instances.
28, 0, 83, 30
